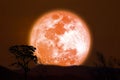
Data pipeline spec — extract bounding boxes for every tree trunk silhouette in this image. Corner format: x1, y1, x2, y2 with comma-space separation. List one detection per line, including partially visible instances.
25, 71, 27, 80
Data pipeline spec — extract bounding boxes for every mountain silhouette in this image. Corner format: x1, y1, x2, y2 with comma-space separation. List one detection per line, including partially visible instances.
0, 65, 120, 80
0, 66, 22, 80
17, 65, 120, 80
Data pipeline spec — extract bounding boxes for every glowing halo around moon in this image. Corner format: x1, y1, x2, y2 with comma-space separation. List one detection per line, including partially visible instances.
29, 10, 92, 66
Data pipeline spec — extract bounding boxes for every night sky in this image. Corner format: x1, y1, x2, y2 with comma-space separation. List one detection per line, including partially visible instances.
0, 0, 120, 69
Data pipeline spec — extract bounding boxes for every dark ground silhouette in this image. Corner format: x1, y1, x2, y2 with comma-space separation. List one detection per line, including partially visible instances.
0, 65, 120, 80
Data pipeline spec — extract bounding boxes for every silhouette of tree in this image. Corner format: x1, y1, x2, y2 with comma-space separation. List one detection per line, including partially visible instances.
95, 51, 106, 67
95, 51, 120, 68
94, 51, 120, 80
9, 45, 38, 80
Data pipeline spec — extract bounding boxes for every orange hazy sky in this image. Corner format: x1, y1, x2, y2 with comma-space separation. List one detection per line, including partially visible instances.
0, 0, 120, 68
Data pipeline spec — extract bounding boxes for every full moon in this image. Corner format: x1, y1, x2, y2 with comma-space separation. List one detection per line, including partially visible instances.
29, 10, 91, 66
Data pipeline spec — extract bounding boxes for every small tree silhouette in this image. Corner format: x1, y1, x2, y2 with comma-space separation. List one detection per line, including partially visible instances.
9, 45, 38, 80
95, 51, 120, 68
94, 51, 120, 80
95, 51, 106, 67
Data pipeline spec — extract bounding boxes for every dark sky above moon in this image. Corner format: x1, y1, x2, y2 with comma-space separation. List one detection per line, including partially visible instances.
0, 0, 120, 68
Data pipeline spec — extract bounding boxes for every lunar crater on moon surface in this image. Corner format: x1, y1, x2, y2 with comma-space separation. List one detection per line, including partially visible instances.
30, 10, 91, 66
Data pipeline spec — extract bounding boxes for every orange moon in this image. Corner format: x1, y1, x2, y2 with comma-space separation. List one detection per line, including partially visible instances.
29, 10, 91, 66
